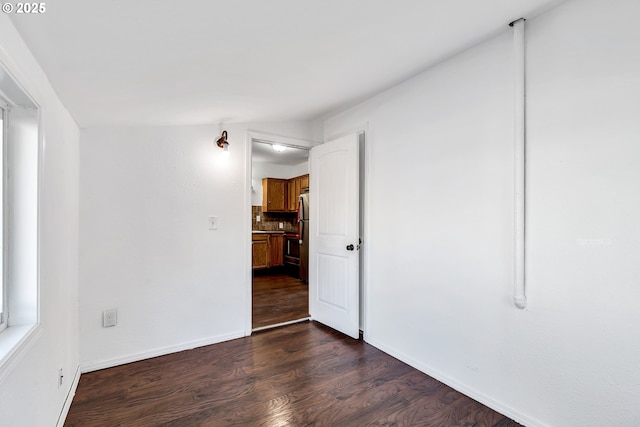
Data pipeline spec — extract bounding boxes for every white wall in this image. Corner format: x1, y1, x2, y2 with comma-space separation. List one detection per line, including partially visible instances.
290, 161, 309, 178
324, 0, 640, 425
79, 121, 313, 370
0, 15, 80, 427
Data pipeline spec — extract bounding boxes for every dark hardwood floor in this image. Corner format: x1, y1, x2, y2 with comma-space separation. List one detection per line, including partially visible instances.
65, 321, 520, 427
253, 273, 309, 329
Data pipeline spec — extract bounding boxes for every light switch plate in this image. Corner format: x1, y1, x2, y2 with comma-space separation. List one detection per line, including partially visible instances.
279, 222, 284, 229
209, 216, 218, 230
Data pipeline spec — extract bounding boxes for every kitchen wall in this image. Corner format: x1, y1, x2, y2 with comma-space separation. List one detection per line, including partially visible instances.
0, 14, 80, 427
251, 206, 297, 232
79, 121, 313, 370
251, 160, 306, 232
251, 160, 308, 206
324, 0, 640, 425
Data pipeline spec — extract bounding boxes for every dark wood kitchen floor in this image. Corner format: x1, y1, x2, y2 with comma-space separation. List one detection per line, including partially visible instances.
252, 273, 309, 329
65, 321, 521, 426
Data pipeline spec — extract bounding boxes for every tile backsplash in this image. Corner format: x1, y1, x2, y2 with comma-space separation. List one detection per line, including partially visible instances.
252, 206, 298, 232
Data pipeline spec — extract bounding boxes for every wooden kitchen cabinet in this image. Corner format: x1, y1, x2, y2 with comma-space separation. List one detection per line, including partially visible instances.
287, 177, 301, 212
264, 175, 309, 213
287, 179, 295, 211
286, 174, 309, 212
252, 233, 285, 269
262, 178, 287, 212
252, 234, 269, 269
269, 234, 284, 267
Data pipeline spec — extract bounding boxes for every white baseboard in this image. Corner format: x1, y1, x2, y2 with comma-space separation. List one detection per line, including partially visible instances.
363, 333, 547, 427
56, 365, 81, 427
80, 330, 245, 373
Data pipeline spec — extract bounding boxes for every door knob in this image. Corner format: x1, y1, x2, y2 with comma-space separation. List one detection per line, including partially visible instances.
346, 244, 354, 251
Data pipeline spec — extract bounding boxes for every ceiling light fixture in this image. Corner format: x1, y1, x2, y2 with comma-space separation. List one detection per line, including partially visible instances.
216, 130, 229, 152
272, 144, 287, 152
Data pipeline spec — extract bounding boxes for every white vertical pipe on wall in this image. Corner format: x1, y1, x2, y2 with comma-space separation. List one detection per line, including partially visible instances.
512, 18, 527, 309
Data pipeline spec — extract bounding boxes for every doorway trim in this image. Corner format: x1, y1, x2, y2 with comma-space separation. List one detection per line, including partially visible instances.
244, 130, 319, 336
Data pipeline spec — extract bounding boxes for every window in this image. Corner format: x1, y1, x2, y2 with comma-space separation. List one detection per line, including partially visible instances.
0, 104, 4, 334
0, 63, 40, 371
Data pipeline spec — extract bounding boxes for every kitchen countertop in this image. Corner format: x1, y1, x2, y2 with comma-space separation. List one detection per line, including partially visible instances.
252, 230, 291, 234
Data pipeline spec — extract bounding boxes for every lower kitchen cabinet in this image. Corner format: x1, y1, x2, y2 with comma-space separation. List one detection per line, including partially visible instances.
252, 233, 285, 270
269, 234, 284, 267
252, 234, 269, 269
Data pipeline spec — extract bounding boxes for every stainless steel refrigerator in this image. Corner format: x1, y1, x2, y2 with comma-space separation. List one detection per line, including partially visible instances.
298, 191, 309, 282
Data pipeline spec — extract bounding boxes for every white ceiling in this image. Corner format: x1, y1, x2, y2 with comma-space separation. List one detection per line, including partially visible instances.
9, 0, 563, 128
252, 141, 309, 166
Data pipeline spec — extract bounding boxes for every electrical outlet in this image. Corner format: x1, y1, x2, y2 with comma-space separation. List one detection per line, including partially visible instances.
103, 309, 117, 327
256, 215, 261, 222
58, 369, 64, 388
208, 216, 218, 230
279, 222, 284, 229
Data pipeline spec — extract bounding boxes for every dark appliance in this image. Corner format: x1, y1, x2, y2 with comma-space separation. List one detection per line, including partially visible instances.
284, 233, 300, 278
298, 191, 309, 282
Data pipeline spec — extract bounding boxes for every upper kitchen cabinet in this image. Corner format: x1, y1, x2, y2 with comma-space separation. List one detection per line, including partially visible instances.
287, 177, 301, 211
263, 175, 309, 213
286, 174, 310, 212
262, 178, 287, 212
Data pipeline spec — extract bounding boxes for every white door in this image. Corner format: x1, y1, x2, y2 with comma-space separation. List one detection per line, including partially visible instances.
309, 132, 360, 339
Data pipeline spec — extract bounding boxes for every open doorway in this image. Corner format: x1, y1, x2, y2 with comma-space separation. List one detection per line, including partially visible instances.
250, 136, 311, 330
